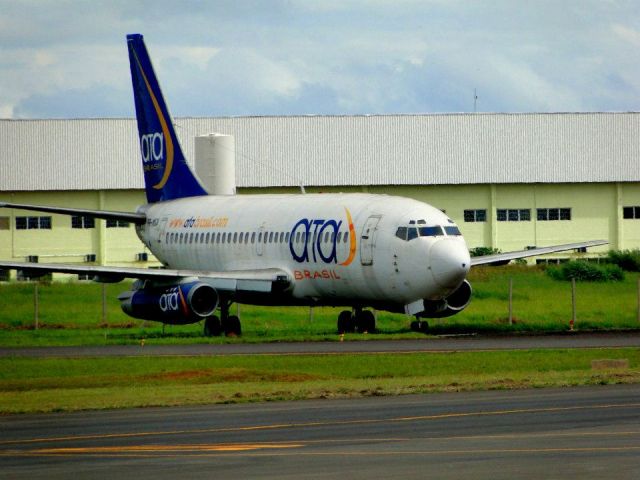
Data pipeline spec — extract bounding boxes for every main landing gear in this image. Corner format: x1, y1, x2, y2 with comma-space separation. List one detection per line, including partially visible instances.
203, 300, 241, 337
337, 308, 376, 334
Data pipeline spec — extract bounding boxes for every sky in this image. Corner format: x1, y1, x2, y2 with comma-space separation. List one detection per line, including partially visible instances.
1, 0, 639, 119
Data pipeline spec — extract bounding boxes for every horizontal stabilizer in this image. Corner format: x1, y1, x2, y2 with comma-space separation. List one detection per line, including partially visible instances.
470, 240, 608, 266
0, 202, 146, 225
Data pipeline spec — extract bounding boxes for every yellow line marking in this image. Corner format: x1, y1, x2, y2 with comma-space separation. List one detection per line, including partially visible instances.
5, 446, 640, 459
30, 443, 304, 455
2, 402, 639, 447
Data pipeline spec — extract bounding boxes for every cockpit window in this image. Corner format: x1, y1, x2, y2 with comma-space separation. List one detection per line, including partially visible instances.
397, 223, 457, 240
418, 226, 444, 237
444, 226, 462, 236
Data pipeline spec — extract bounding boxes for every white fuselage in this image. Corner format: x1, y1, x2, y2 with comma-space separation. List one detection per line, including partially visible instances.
136, 193, 471, 311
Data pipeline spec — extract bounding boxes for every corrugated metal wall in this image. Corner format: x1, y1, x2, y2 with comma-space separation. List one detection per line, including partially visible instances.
1, 113, 639, 191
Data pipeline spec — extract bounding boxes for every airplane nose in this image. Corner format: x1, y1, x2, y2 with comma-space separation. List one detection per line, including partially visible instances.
429, 239, 471, 288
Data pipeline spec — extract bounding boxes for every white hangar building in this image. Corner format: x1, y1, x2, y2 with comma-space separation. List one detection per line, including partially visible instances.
1, 112, 639, 273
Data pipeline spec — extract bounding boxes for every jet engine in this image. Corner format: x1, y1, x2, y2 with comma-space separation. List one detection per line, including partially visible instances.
419, 279, 472, 318
118, 281, 218, 324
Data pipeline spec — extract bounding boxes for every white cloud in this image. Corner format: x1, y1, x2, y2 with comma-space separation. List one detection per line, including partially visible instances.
612, 24, 640, 47
1, 0, 640, 118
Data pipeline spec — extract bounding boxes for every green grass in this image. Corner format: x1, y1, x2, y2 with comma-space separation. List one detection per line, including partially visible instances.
0, 265, 639, 347
1, 349, 638, 413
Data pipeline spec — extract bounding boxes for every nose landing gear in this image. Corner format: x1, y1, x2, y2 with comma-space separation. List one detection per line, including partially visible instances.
410, 318, 429, 334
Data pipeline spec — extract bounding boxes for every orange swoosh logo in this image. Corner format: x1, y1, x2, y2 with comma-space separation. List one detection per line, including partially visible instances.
340, 207, 357, 266
177, 287, 189, 316
132, 50, 174, 190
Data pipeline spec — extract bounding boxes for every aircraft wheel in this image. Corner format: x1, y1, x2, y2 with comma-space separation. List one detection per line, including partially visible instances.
410, 319, 429, 334
337, 310, 355, 334
204, 315, 222, 337
356, 310, 376, 333
224, 315, 242, 337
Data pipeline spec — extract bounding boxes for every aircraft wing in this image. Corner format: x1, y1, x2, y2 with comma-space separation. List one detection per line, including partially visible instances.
470, 240, 608, 266
0, 261, 290, 293
0, 202, 146, 225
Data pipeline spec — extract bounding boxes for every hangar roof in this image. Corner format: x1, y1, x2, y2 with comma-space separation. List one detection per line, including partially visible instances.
1, 112, 639, 191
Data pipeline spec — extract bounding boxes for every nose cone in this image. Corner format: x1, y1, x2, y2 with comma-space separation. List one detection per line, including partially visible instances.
429, 239, 471, 288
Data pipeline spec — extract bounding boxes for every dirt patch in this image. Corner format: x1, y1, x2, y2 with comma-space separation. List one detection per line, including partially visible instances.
144, 368, 321, 383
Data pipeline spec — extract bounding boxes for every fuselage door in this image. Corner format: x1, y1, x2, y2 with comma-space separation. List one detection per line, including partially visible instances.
157, 217, 168, 244
360, 215, 382, 266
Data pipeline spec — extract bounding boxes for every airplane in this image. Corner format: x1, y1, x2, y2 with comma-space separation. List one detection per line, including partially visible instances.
0, 34, 607, 336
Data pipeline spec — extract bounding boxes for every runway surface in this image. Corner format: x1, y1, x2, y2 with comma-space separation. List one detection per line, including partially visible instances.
1, 331, 640, 357
1, 385, 639, 479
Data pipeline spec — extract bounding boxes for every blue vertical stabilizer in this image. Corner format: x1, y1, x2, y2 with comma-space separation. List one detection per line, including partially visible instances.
127, 34, 207, 203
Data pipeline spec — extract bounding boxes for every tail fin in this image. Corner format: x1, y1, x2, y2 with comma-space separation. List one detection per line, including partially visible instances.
127, 34, 207, 203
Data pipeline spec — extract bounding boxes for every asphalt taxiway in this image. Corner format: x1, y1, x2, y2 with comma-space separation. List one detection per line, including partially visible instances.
1, 385, 639, 479
1, 331, 639, 357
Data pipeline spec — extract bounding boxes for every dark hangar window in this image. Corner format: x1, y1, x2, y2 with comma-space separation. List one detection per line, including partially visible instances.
497, 209, 530, 222
623, 206, 640, 219
71, 216, 95, 229
537, 208, 571, 221
464, 209, 487, 222
16, 216, 52, 230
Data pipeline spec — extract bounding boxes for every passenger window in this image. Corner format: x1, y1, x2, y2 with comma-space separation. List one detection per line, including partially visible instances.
407, 228, 418, 241
395, 227, 407, 240
251, 232, 256, 243
285, 232, 290, 243
337, 232, 342, 243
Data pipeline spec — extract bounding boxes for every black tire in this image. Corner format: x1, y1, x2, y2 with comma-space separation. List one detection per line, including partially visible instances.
203, 316, 222, 337
356, 310, 376, 333
410, 319, 429, 333
337, 310, 355, 334
224, 315, 242, 337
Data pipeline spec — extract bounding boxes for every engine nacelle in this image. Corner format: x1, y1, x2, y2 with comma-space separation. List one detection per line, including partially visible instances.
118, 281, 218, 325
419, 280, 473, 319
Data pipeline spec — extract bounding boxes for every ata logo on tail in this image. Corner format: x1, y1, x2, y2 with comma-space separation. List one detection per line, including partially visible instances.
131, 49, 174, 190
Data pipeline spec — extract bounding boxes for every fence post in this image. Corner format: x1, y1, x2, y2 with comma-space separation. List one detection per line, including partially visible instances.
102, 283, 107, 324
570, 277, 576, 331
34, 282, 39, 330
508, 277, 513, 326
637, 277, 640, 323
